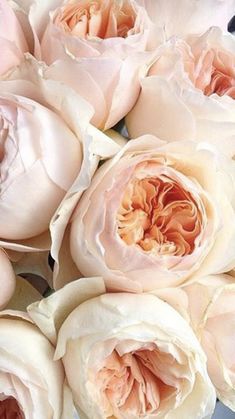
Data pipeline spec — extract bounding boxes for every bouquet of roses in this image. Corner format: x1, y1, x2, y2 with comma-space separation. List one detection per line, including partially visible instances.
0, 0, 235, 418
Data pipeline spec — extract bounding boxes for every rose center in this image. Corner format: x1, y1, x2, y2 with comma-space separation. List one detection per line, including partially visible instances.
96, 348, 177, 416
117, 176, 203, 256
54, 0, 137, 39
0, 397, 24, 418
193, 49, 235, 99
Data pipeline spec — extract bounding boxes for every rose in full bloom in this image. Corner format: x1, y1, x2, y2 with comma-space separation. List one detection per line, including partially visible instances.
28, 277, 216, 419
137, 0, 235, 38
0, 311, 72, 418
0, 248, 15, 309
70, 136, 235, 292
14, 0, 157, 129
0, 0, 28, 76
156, 274, 235, 411
126, 28, 235, 156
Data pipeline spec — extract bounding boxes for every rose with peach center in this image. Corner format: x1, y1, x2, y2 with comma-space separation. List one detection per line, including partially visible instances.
54, 0, 137, 39
69, 136, 235, 293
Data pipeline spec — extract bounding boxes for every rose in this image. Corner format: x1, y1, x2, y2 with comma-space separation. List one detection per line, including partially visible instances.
0, 248, 15, 309
0, 310, 72, 418
69, 136, 235, 292
136, 0, 235, 38
14, 0, 156, 130
0, 0, 29, 76
156, 274, 235, 411
0, 56, 120, 273
126, 27, 235, 156
28, 277, 216, 419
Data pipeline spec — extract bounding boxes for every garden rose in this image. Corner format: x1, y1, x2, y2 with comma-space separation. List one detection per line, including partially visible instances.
126, 28, 235, 156
14, 0, 156, 129
0, 311, 71, 418
70, 136, 235, 292
157, 274, 235, 411
0, 248, 15, 309
0, 0, 28, 76
0, 56, 120, 261
28, 277, 216, 419
137, 0, 235, 38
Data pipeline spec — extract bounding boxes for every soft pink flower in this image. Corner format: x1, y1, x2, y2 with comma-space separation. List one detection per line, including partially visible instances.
0, 248, 15, 309
158, 275, 235, 411
126, 28, 235, 156
16, 0, 156, 129
28, 277, 216, 419
70, 136, 235, 292
0, 0, 28, 75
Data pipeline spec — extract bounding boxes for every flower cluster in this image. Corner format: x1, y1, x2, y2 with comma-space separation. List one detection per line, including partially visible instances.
0, 0, 235, 418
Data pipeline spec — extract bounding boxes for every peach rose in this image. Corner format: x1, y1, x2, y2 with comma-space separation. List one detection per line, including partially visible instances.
0, 248, 15, 309
137, 0, 235, 38
0, 56, 120, 264
70, 136, 235, 292
15, 0, 157, 129
28, 277, 216, 419
126, 27, 235, 156
157, 275, 235, 411
0, 311, 72, 418
0, 0, 28, 76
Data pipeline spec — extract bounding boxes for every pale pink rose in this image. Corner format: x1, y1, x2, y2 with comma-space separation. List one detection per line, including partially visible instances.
126, 28, 235, 156
15, 0, 157, 129
0, 311, 72, 418
158, 275, 235, 411
0, 0, 29, 75
0, 56, 120, 262
137, 0, 235, 38
28, 277, 216, 419
0, 248, 15, 309
69, 136, 235, 292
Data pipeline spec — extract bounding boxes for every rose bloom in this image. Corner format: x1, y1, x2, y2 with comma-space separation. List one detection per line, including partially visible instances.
136, 0, 235, 38
0, 311, 71, 418
15, 0, 155, 130
0, 248, 15, 309
158, 274, 235, 411
28, 277, 216, 419
126, 27, 235, 155
69, 136, 235, 292
0, 0, 29, 75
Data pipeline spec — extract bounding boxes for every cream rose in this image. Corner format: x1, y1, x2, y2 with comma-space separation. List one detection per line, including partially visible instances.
13, 0, 157, 129
0, 0, 29, 76
0, 248, 15, 309
126, 27, 235, 156
28, 277, 216, 419
69, 136, 235, 292
177, 275, 235, 411
0, 311, 72, 418
0, 56, 120, 270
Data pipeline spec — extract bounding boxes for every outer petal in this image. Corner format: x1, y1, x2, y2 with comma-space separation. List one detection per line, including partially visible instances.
138, 0, 235, 37
0, 249, 15, 309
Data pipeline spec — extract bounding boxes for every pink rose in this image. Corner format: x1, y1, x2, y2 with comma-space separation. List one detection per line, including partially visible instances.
158, 274, 235, 411
69, 136, 235, 292
0, 0, 28, 75
15, 0, 156, 129
0, 248, 15, 309
28, 277, 216, 419
0, 311, 72, 418
126, 28, 235, 156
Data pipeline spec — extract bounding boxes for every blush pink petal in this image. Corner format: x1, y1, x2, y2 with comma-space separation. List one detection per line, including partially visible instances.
0, 249, 15, 309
